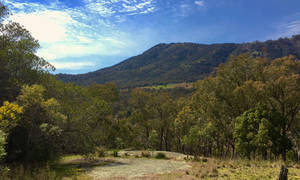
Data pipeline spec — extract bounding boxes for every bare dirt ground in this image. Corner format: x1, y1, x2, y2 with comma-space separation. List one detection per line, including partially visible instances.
83, 151, 191, 180
86, 158, 190, 180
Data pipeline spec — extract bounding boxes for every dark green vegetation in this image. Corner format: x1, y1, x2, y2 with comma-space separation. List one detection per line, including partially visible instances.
57, 34, 300, 88
0, 2, 300, 179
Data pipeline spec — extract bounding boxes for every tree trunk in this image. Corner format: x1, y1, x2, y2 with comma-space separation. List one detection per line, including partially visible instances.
278, 165, 288, 180
282, 150, 287, 162
231, 144, 235, 159
159, 127, 164, 150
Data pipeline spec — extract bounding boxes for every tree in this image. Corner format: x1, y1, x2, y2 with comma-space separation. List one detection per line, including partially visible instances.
174, 105, 197, 152
6, 85, 65, 163
262, 56, 300, 160
128, 89, 155, 148
148, 130, 159, 150
234, 105, 282, 159
192, 53, 300, 160
0, 3, 54, 103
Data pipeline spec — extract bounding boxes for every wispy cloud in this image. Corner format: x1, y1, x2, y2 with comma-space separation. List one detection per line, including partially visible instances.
85, 0, 156, 16
51, 61, 96, 70
174, 0, 206, 18
282, 20, 300, 36
9, 10, 79, 43
177, 3, 192, 17
2, 0, 157, 71
195, 1, 205, 7
271, 13, 300, 39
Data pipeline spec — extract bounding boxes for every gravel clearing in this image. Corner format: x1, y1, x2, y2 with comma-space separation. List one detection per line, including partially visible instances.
86, 157, 191, 179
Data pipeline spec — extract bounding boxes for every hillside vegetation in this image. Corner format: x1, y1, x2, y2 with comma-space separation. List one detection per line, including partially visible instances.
0, 2, 300, 179
57, 35, 300, 88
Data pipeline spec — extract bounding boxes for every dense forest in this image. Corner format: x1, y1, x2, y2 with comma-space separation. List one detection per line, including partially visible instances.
57, 34, 300, 88
0, 2, 300, 179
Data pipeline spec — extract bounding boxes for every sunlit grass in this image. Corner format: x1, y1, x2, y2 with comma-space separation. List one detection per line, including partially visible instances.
157, 157, 300, 180
2, 154, 300, 179
60, 155, 83, 162
142, 82, 193, 89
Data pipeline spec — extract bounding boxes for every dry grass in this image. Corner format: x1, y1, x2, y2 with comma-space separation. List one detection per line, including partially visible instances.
153, 158, 300, 180
140, 83, 194, 90
3, 154, 300, 180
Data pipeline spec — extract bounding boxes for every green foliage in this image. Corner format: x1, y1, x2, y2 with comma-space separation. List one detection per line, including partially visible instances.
0, 19, 54, 103
0, 165, 57, 180
0, 101, 22, 133
58, 35, 300, 89
148, 130, 159, 150
189, 53, 300, 160
234, 105, 280, 159
128, 89, 177, 150
155, 152, 167, 159
6, 84, 65, 163
174, 105, 196, 152
0, 131, 6, 160
0, 2, 300, 170
113, 150, 119, 157
96, 147, 106, 157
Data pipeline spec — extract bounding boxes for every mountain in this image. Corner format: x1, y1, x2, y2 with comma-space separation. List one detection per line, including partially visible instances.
57, 35, 300, 88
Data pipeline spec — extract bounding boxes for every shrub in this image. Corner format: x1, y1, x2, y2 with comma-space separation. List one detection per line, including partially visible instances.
141, 151, 151, 158
96, 147, 106, 157
83, 153, 96, 161
155, 152, 167, 159
202, 158, 208, 162
113, 150, 119, 157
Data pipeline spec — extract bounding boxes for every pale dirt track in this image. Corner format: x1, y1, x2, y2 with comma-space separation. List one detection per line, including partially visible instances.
85, 151, 191, 180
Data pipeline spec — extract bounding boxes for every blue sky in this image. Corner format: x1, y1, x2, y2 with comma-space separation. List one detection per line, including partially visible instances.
3, 0, 300, 74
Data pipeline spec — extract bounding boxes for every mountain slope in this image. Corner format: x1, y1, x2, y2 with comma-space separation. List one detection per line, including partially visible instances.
57, 35, 300, 88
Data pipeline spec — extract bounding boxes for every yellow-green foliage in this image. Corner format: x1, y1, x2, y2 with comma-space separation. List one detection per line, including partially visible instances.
0, 101, 22, 132
0, 130, 6, 159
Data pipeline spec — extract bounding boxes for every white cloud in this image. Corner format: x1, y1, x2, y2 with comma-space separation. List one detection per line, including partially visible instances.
10, 10, 71, 43
284, 20, 300, 35
2, 0, 157, 71
177, 3, 192, 17
36, 34, 131, 60
85, 0, 156, 15
271, 13, 300, 40
50, 61, 96, 70
195, 1, 205, 7
86, 2, 116, 17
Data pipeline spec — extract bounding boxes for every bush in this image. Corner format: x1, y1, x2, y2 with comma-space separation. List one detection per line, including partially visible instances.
155, 152, 167, 159
141, 151, 151, 158
83, 153, 96, 161
96, 147, 106, 157
113, 150, 119, 157
202, 158, 208, 162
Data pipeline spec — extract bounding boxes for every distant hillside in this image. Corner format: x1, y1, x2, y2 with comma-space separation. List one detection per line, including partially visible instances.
57, 35, 300, 88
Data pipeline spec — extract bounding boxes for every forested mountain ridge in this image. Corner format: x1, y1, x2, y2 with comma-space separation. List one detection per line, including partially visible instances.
57, 35, 300, 88
1, 1, 300, 178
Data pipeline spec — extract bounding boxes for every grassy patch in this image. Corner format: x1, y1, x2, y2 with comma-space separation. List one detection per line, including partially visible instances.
50, 154, 113, 179
155, 158, 300, 180
142, 83, 193, 90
